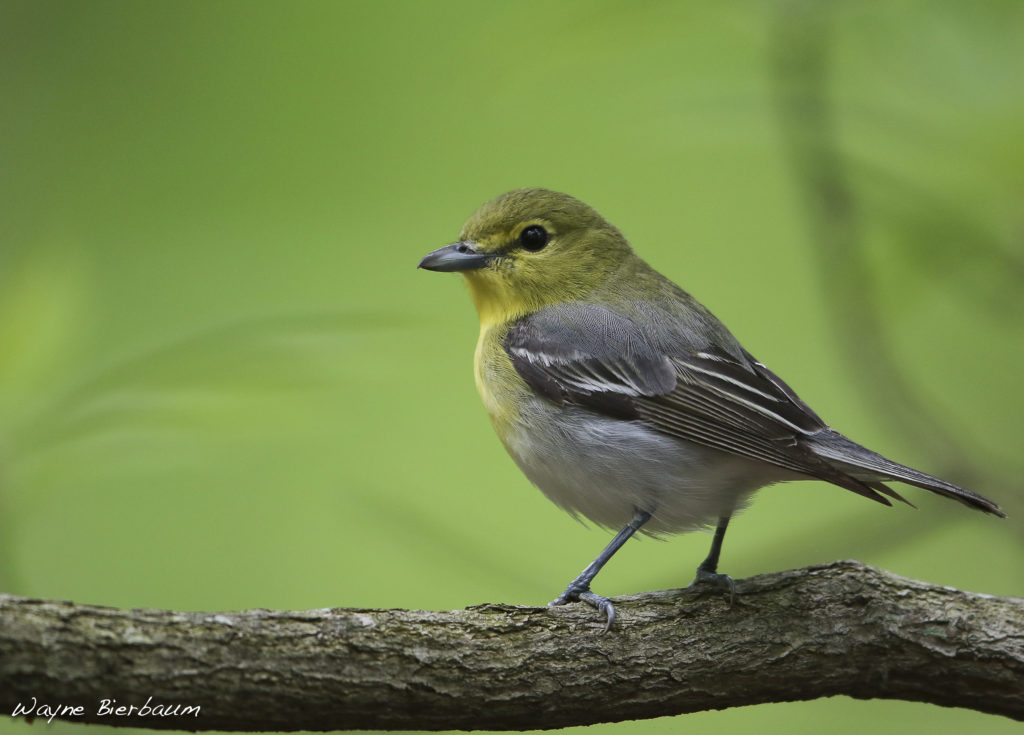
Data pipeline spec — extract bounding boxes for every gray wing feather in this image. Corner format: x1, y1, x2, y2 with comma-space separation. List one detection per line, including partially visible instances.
504, 303, 676, 405
505, 302, 1005, 517
504, 303, 903, 506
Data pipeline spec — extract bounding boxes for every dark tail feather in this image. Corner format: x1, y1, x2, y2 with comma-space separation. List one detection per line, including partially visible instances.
811, 431, 1006, 518
867, 481, 916, 509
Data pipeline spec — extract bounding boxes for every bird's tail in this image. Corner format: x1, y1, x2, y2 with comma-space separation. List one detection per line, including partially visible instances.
811, 431, 1006, 517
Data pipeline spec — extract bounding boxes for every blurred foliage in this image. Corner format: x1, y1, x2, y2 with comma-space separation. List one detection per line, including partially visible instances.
0, 1, 1021, 735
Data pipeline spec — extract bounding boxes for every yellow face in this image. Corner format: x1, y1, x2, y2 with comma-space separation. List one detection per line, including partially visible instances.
420, 188, 632, 327
460, 214, 566, 327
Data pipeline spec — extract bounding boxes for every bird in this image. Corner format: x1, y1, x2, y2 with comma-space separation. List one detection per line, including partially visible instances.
418, 188, 1005, 631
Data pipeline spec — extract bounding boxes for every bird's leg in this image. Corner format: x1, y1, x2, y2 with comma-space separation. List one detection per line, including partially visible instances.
690, 515, 736, 599
549, 509, 652, 632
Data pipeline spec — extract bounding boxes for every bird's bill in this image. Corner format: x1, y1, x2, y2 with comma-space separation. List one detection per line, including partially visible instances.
418, 242, 495, 272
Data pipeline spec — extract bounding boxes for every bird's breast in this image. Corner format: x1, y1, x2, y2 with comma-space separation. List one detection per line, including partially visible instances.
473, 321, 529, 432
472, 320, 778, 535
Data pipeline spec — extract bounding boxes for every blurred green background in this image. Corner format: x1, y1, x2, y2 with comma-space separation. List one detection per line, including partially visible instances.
1, 1, 1022, 734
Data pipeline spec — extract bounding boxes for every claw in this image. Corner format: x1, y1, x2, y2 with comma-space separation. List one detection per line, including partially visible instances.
548, 584, 616, 632
579, 590, 616, 633
546, 509, 652, 633
689, 568, 736, 604
548, 578, 588, 608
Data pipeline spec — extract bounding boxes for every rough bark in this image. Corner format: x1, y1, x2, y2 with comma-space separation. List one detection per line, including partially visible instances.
1, 560, 1021, 731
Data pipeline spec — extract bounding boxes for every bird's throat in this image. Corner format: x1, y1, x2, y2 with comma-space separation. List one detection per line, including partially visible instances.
463, 271, 534, 330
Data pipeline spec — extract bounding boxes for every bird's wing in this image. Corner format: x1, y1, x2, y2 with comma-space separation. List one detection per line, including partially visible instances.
504, 303, 903, 505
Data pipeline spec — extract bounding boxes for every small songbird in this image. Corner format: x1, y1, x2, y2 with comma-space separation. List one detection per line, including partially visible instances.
418, 188, 1004, 630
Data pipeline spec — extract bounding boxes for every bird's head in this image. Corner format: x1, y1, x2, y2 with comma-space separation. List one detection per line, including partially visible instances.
419, 188, 633, 326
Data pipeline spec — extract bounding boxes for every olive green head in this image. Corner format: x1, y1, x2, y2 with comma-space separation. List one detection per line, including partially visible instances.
419, 188, 634, 325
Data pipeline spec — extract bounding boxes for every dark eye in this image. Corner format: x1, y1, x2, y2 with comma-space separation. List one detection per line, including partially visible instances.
519, 225, 549, 252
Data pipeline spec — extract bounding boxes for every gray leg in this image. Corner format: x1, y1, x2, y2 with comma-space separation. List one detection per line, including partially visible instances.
549, 509, 652, 632
690, 515, 736, 598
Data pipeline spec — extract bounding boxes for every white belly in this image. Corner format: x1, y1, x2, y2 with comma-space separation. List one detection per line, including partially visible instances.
500, 400, 784, 534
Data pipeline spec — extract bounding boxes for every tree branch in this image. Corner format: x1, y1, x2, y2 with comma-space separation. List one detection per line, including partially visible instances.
2, 560, 1021, 730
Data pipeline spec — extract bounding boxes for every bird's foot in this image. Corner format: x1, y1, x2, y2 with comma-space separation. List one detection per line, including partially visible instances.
548, 581, 616, 633
689, 567, 736, 603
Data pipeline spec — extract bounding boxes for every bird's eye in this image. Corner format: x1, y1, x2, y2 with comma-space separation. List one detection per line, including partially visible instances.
519, 225, 549, 252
